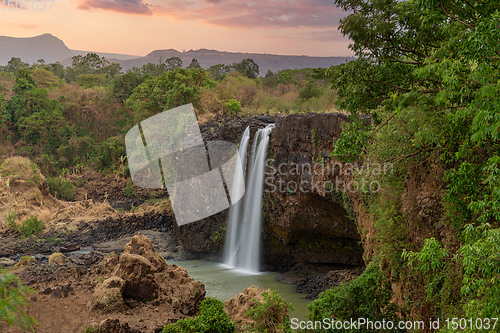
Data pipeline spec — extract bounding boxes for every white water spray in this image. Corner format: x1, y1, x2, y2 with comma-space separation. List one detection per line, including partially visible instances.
224, 124, 275, 273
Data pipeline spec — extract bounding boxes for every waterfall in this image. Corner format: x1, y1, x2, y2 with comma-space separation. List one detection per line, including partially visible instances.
224, 124, 275, 274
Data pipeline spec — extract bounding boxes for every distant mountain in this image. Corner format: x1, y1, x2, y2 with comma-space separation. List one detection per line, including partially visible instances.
0, 34, 353, 73
71, 50, 140, 61
0, 33, 74, 65
120, 49, 354, 74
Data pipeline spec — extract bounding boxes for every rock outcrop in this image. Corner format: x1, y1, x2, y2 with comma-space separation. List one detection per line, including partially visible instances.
224, 286, 267, 328
92, 235, 205, 315
264, 113, 364, 270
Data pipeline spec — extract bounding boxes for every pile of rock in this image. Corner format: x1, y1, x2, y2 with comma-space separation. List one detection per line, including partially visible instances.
92, 235, 205, 315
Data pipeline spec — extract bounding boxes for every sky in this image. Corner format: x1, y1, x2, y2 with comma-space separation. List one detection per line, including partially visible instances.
0, 0, 353, 57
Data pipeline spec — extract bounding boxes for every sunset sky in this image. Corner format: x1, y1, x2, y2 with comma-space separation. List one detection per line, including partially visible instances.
0, 0, 353, 57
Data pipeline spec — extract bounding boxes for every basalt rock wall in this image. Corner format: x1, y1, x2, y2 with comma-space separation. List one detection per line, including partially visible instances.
264, 114, 363, 271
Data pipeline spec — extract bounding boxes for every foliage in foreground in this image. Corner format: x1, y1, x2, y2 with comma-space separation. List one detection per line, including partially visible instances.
328, 0, 500, 328
247, 290, 295, 333
308, 265, 402, 333
161, 297, 235, 333
0, 270, 37, 331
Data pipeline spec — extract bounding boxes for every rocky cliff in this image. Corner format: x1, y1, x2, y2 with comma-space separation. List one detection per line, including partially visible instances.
173, 113, 363, 271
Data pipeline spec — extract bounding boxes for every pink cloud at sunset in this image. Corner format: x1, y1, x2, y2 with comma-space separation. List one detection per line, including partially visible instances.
77, 0, 152, 15
0, 0, 353, 57
151, 0, 347, 29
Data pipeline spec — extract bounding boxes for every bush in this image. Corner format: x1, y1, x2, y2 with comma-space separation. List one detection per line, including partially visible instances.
124, 179, 136, 197
5, 210, 17, 230
19, 217, 44, 238
0, 270, 38, 331
307, 265, 402, 333
162, 297, 235, 333
95, 136, 126, 171
225, 99, 241, 116
46, 177, 74, 201
76, 74, 107, 89
298, 81, 322, 101
247, 290, 294, 333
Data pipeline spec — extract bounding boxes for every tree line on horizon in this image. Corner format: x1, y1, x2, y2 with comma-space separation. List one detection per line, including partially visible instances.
0, 54, 261, 84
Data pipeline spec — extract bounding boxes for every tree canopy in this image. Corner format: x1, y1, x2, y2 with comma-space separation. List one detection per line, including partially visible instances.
330, 0, 500, 323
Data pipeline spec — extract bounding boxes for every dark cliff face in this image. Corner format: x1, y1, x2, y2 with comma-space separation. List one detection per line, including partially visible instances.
173, 113, 363, 270
264, 114, 363, 271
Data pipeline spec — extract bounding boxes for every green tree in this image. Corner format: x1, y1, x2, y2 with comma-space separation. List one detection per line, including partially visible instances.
232, 58, 259, 79
125, 68, 215, 122
329, 0, 500, 324
6, 57, 29, 75
4, 70, 69, 151
140, 62, 166, 77
308, 265, 402, 333
48, 62, 65, 79
187, 58, 202, 69
208, 64, 231, 81
112, 72, 143, 103
165, 57, 183, 71
162, 297, 235, 333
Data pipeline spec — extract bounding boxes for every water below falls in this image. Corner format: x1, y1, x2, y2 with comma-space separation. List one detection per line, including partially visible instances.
172, 260, 311, 321
224, 124, 275, 274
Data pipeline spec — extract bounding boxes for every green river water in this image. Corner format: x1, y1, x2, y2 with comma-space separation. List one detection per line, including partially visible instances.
171, 260, 312, 321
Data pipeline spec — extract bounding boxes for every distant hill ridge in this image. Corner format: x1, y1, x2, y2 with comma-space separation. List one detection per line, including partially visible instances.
0, 33, 74, 65
0, 34, 354, 74
120, 49, 353, 74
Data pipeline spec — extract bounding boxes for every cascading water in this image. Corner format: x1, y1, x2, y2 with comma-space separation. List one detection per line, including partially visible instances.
224, 126, 250, 268
224, 124, 275, 274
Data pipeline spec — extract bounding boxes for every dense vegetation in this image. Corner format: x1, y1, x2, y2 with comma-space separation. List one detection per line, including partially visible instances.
0, 54, 337, 183
319, 0, 500, 330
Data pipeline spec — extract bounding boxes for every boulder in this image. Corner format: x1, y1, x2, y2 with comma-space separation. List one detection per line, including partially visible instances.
156, 264, 205, 315
97, 252, 120, 274
115, 253, 158, 302
98, 318, 140, 333
0, 257, 15, 268
122, 234, 167, 271
14, 256, 36, 267
224, 286, 267, 328
48, 252, 65, 265
92, 276, 127, 312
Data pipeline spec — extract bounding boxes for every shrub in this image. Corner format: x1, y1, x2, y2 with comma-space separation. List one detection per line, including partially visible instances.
225, 99, 241, 116
307, 265, 402, 333
211, 227, 226, 247
162, 297, 235, 333
46, 177, 74, 201
76, 74, 107, 89
5, 210, 18, 230
298, 81, 322, 101
0, 270, 38, 331
19, 217, 44, 238
247, 290, 294, 333
124, 179, 136, 197
95, 136, 126, 171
